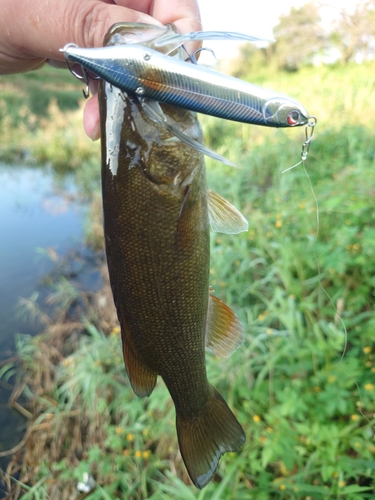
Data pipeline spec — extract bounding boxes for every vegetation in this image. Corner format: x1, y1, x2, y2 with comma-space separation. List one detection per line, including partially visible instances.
232, 0, 375, 72
0, 54, 375, 499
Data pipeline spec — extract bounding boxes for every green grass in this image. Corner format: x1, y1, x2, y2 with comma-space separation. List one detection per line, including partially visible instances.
1, 61, 375, 498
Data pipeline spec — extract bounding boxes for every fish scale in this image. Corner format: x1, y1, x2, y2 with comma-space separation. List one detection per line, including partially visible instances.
98, 23, 246, 489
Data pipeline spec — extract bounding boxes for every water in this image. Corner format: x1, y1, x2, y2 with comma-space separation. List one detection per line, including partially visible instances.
0, 164, 85, 479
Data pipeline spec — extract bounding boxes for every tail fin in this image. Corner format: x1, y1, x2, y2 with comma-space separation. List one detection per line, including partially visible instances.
176, 386, 245, 489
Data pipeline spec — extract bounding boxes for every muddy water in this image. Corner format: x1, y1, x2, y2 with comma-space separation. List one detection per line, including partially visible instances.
0, 164, 85, 479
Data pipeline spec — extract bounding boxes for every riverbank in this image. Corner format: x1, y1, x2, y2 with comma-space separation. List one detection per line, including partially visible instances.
1, 61, 374, 498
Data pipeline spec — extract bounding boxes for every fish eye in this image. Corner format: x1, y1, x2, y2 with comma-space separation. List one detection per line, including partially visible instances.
287, 110, 300, 126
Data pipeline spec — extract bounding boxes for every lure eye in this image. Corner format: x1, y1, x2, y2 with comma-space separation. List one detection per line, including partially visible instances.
287, 110, 300, 126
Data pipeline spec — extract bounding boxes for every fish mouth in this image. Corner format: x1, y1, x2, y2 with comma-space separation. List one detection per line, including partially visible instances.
263, 97, 309, 127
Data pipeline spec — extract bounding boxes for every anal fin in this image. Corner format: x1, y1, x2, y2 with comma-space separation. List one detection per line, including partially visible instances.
208, 189, 248, 234
123, 336, 157, 397
205, 294, 244, 357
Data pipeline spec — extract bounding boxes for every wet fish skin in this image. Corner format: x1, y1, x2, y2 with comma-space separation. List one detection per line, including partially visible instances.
63, 39, 309, 127
99, 24, 245, 489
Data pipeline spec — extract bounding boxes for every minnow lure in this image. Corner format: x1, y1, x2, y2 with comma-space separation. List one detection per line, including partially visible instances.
61, 29, 309, 128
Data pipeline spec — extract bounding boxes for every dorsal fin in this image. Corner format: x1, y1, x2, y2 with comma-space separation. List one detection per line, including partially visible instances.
207, 189, 248, 234
205, 294, 244, 357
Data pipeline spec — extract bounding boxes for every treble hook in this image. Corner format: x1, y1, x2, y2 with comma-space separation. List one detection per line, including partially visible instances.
183, 46, 217, 65
63, 43, 100, 99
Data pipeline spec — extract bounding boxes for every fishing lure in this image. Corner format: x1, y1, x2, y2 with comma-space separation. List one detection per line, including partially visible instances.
61, 28, 309, 129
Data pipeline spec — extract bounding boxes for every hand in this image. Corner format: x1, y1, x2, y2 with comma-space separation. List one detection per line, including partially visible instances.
0, 0, 201, 139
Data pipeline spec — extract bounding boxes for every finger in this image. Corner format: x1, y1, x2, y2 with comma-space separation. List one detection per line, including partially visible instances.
150, 0, 202, 53
2, 0, 161, 63
83, 94, 101, 141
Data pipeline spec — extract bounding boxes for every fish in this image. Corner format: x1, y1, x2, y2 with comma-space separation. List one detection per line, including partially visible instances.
98, 23, 247, 489
62, 25, 309, 128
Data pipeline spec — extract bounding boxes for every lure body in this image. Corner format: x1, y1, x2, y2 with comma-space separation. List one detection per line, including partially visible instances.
63, 41, 309, 127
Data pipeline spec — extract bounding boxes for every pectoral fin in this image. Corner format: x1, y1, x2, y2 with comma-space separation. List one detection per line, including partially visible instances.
123, 333, 157, 397
205, 294, 244, 358
208, 189, 248, 234
140, 98, 235, 166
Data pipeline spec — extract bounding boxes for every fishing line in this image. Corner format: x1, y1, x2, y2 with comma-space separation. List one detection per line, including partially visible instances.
306, 160, 372, 428
283, 127, 349, 360
302, 160, 348, 363
284, 128, 373, 429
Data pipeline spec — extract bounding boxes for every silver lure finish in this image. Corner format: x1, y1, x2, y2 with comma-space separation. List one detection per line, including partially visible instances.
62, 43, 309, 127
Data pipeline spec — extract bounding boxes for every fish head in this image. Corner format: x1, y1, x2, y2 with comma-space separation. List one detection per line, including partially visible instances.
263, 97, 309, 127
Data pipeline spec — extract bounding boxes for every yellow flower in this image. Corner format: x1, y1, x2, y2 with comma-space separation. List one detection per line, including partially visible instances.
253, 415, 261, 423
363, 346, 372, 354
275, 219, 282, 228
135, 450, 142, 458
110, 326, 120, 336
279, 484, 286, 491
351, 414, 359, 421
266, 329, 273, 335
142, 450, 151, 459
116, 427, 124, 434
364, 383, 374, 391
371, 367, 375, 373
338, 480, 345, 487
62, 357, 74, 367
258, 314, 264, 321
126, 433, 134, 441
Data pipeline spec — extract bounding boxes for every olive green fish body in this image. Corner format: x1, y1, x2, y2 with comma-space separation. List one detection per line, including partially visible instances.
101, 93, 211, 412
99, 23, 246, 489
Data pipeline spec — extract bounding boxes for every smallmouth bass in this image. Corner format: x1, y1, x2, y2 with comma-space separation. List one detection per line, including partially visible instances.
99, 23, 246, 489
